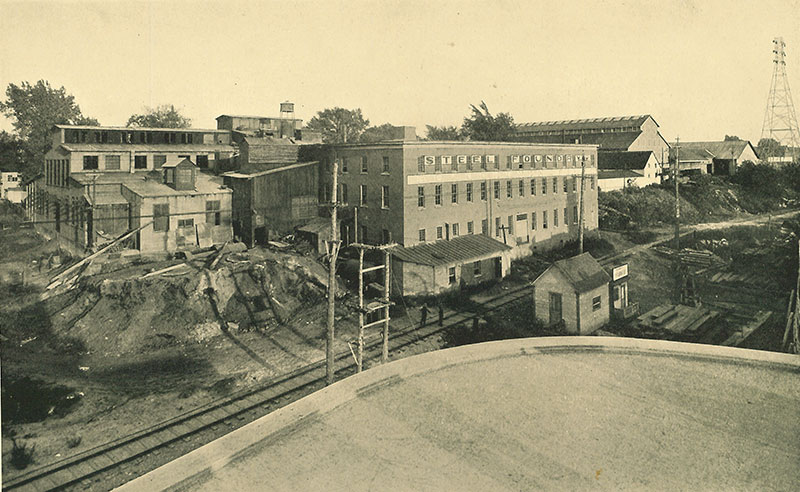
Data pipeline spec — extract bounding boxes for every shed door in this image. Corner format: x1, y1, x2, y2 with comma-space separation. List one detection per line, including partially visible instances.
549, 292, 562, 325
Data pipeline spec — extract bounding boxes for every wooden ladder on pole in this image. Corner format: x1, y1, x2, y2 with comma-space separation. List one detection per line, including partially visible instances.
351, 242, 396, 372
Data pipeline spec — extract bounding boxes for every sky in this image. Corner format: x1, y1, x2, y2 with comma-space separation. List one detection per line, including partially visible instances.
1, 0, 799, 144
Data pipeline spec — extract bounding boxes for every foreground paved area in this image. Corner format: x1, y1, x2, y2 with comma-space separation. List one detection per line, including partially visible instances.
120, 338, 800, 491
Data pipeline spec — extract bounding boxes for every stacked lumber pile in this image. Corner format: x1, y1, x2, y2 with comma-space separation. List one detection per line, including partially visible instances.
636, 304, 719, 339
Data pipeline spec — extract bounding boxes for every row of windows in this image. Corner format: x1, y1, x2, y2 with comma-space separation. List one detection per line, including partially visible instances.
416, 177, 595, 207
416, 153, 595, 173
45, 159, 70, 187
338, 184, 391, 208
65, 129, 213, 145
416, 206, 581, 244
340, 156, 391, 174
80, 154, 208, 171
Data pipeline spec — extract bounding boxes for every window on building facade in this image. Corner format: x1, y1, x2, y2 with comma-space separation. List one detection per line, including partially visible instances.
105, 155, 120, 170
153, 204, 170, 232
573, 206, 578, 224
542, 178, 547, 195
381, 185, 390, 209
449, 266, 456, 285
382, 156, 390, 173
448, 156, 457, 172
519, 180, 524, 197
154, 155, 167, 169
382, 229, 391, 244
531, 212, 537, 230
591, 177, 596, 189
417, 157, 425, 173
361, 156, 368, 173
206, 200, 221, 225
341, 183, 348, 204
83, 156, 99, 170
467, 221, 474, 234
507, 215, 514, 235
564, 207, 568, 225
572, 177, 577, 192
466, 183, 473, 202
418, 186, 425, 207
452, 223, 459, 236
531, 178, 536, 196
474, 261, 482, 276
435, 184, 442, 205
451, 183, 458, 203
481, 219, 488, 235
360, 184, 367, 206
495, 217, 501, 236
178, 218, 194, 229
493, 181, 500, 199
437, 226, 443, 240
419, 229, 426, 242
592, 295, 602, 311
553, 178, 557, 193
342, 158, 348, 173
480, 182, 487, 200
563, 177, 568, 193
506, 180, 512, 198
543, 210, 548, 229
554, 208, 559, 227
134, 155, 147, 169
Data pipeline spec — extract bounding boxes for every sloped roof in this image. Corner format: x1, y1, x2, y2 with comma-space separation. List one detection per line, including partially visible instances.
241, 136, 298, 147
516, 115, 655, 131
598, 151, 654, 170
392, 234, 511, 267
536, 252, 610, 293
514, 131, 642, 150
598, 169, 643, 179
161, 158, 196, 168
222, 161, 318, 179
297, 217, 331, 235
672, 140, 758, 161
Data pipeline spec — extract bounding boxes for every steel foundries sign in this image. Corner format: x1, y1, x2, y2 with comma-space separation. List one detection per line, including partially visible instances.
612, 263, 629, 281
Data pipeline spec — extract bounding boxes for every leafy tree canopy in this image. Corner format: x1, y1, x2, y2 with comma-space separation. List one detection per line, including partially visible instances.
425, 125, 464, 141
0, 80, 98, 175
756, 137, 783, 159
360, 123, 401, 143
126, 104, 191, 128
461, 101, 515, 141
306, 107, 369, 144
0, 131, 29, 175
724, 135, 742, 141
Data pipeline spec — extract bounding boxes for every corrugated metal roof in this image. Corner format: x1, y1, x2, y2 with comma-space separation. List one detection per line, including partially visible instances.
392, 234, 511, 267
514, 131, 642, 151
297, 217, 330, 235
598, 151, 654, 170
536, 252, 610, 293
671, 141, 758, 162
516, 115, 654, 131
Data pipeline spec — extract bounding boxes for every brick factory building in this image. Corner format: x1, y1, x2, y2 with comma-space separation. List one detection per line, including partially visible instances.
303, 129, 600, 295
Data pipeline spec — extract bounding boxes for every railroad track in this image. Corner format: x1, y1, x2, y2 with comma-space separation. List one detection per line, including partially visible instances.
4, 285, 531, 492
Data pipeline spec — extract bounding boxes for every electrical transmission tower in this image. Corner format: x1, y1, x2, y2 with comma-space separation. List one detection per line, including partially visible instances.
761, 37, 800, 161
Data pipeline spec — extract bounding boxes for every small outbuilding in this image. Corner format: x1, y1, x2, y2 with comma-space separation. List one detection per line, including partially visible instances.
532, 252, 611, 334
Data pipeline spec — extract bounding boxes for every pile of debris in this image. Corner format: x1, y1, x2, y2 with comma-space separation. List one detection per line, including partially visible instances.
652, 246, 727, 271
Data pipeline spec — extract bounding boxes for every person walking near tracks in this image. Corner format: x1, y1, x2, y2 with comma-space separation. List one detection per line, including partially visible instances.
420, 303, 430, 328
438, 302, 444, 326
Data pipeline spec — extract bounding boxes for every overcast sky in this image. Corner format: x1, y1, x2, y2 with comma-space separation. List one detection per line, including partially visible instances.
1, 0, 799, 143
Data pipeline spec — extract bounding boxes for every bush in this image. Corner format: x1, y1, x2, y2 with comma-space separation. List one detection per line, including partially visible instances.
66, 435, 82, 448
10, 438, 35, 469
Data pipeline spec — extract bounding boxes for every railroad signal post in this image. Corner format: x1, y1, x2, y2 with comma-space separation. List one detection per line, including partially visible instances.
351, 242, 396, 372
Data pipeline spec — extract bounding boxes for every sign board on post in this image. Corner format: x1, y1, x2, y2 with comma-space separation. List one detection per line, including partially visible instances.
612, 263, 629, 281
280, 102, 294, 113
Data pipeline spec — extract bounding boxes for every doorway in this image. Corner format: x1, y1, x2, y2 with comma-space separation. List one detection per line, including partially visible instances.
549, 292, 562, 325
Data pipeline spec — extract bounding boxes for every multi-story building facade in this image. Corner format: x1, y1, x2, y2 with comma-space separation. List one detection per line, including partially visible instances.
28, 125, 235, 254
305, 135, 599, 295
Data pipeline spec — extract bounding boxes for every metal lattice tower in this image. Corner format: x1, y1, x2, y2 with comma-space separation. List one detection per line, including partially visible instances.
761, 37, 800, 160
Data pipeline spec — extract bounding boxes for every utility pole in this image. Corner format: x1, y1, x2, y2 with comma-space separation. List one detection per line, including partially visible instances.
352, 242, 395, 371
674, 137, 681, 251
578, 151, 586, 254
326, 158, 340, 385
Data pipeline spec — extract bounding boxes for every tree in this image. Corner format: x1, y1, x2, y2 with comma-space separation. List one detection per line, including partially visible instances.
0, 80, 98, 170
126, 104, 191, 128
306, 107, 369, 144
360, 123, 401, 143
724, 135, 742, 141
425, 125, 464, 141
0, 131, 29, 175
756, 137, 783, 160
460, 101, 515, 141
